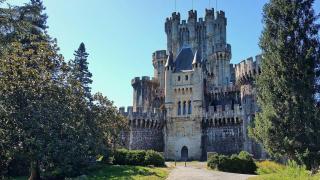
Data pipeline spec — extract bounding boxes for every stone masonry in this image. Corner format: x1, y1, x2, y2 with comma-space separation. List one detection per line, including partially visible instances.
120, 9, 266, 160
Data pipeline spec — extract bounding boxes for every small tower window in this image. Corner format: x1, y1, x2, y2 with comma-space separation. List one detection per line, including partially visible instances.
183, 101, 186, 115
178, 101, 181, 115
178, 76, 181, 81
188, 101, 192, 114
185, 75, 188, 81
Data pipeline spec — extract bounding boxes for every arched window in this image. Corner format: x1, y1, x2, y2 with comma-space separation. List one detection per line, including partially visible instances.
183, 101, 186, 115
188, 101, 192, 114
177, 101, 181, 115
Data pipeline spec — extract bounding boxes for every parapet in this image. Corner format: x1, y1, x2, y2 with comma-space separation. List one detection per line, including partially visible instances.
213, 43, 231, 53
235, 55, 262, 85
203, 103, 244, 127
205, 8, 215, 20
131, 76, 152, 86
216, 10, 225, 19
188, 10, 197, 22
152, 50, 167, 60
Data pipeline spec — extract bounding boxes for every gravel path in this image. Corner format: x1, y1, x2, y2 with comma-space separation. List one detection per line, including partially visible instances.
166, 162, 256, 180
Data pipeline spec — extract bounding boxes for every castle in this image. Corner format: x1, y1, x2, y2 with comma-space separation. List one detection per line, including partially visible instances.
120, 9, 266, 160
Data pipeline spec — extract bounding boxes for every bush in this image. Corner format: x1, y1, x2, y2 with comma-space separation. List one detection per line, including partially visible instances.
207, 152, 220, 169
113, 149, 128, 165
113, 149, 165, 167
145, 150, 165, 167
207, 151, 257, 174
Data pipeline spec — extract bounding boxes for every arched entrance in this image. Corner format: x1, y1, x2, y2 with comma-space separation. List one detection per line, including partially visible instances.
181, 146, 188, 161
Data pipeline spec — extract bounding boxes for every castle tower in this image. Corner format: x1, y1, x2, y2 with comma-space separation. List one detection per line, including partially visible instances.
152, 50, 167, 92
192, 50, 204, 117
132, 76, 159, 113
206, 10, 232, 87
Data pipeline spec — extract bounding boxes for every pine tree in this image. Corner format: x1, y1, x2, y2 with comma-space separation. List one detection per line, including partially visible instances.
250, 0, 320, 169
70, 42, 93, 101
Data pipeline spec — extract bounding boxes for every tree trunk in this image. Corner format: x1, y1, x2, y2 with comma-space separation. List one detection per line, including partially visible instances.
28, 160, 40, 180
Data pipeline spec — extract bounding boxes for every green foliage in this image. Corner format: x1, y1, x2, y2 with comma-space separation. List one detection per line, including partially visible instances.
207, 152, 220, 169
7, 154, 30, 177
250, 160, 320, 180
249, 0, 320, 169
69, 42, 93, 101
0, 1, 128, 179
255, 160, 285, 175
145, 150, 165, 167
113, 149, 165, 167
207, 151, 257, 174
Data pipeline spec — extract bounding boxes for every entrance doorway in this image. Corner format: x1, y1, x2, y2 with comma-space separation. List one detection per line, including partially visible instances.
181, 146, 188, 161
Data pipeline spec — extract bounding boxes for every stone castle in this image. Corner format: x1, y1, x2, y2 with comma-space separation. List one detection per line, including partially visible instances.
120, 9, 266, 160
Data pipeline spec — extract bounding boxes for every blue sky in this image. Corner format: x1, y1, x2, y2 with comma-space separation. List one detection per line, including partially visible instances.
5, 0, 320, 108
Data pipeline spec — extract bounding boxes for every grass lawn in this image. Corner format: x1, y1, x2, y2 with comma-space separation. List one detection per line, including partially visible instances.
11, 165, 170, 180
85, 165, 169, 180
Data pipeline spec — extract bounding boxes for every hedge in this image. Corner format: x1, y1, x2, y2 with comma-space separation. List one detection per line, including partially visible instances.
207, 151, 257, 174
113, 149, 165, 167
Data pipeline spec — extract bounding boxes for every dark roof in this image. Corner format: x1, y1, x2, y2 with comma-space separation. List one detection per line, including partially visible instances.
174, 47, 194, 72
165, 51, 174, 67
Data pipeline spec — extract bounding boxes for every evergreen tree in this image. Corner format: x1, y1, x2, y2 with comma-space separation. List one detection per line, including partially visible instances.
70, 42, 93, 101
250, 0, 320, 169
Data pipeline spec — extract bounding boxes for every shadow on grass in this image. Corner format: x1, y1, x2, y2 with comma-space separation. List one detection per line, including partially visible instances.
87, 165, 165, 179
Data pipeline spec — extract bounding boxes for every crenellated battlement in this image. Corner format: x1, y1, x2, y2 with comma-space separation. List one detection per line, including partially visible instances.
131, 76, 153, 86
152, 50, 167, 60
165, 9, 226, 29
235, 55, 262, 85
188, 10, 197, 22
207, 84, 238, 94
202, 104, 243, 127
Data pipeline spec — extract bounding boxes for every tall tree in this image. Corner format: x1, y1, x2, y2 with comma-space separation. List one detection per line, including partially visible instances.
70, 42, 93, 101
250, 0, 320, 169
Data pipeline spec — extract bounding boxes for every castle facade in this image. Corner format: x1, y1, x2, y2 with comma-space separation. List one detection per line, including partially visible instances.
120, 9, 266, 160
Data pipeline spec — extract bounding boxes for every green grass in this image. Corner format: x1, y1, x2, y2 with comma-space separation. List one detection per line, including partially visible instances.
10, 165, 169, 180
84, 165, 169, 180
249, 160, 320, 180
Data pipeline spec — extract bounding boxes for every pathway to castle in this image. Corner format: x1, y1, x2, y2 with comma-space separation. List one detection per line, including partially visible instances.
165, 162, 256, 180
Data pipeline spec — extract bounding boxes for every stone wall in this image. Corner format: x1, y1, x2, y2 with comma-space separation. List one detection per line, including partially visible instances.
203, 124, 244, 157
129, 127, 164, 151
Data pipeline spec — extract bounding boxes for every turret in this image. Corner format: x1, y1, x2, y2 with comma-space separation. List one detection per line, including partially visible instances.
191, 51, 203, 117
214, 11, 227, 45
188, 10, 197, 53
205, 8, 215, 57
153, 50, 167, 90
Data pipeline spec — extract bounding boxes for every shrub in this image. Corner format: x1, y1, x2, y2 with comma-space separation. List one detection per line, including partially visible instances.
207, 151, 257, 174
113, 149, 128, 165
207, 152, 220, 169
113, 149, 165, 167
127, 150, 146, 166
145, 150, 165, 167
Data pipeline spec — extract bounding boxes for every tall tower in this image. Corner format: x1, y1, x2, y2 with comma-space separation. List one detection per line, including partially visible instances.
206, 10, 232, 87
153, 50, 167, 93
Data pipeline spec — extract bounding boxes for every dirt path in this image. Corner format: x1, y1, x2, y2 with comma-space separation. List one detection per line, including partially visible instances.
165, 162, 256, 180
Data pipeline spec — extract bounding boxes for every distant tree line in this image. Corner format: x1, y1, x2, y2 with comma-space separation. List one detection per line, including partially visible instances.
0, 0, 128, 179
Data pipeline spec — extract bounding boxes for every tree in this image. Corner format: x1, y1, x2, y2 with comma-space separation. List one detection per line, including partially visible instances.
249, 0, 320, 169
69, 42, 93, 101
